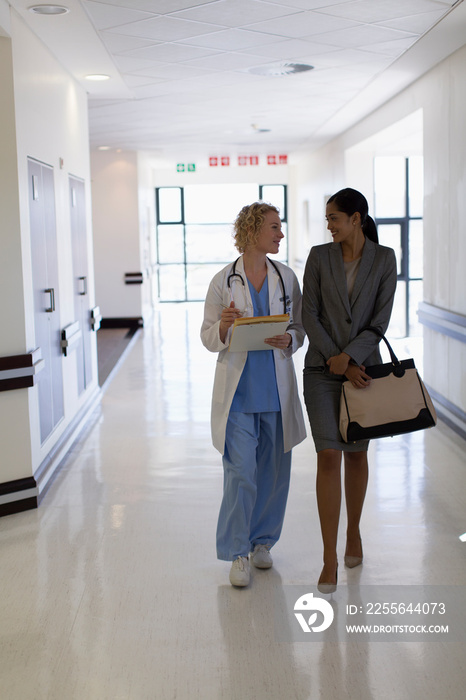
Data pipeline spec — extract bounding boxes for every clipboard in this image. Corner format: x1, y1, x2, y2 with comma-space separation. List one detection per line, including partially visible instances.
229, 314, 290, 352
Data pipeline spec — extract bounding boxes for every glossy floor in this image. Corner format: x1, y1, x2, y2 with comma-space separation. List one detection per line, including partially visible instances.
1, 304, 465, 700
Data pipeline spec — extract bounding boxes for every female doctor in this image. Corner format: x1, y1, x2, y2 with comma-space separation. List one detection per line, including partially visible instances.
201, 202, 306, 587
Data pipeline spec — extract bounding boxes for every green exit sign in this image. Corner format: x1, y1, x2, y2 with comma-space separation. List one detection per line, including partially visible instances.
176, 163, 196, 172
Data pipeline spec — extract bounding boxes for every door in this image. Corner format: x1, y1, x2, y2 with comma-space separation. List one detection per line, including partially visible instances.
69, 176, 92, 394
28, 158, 64, 443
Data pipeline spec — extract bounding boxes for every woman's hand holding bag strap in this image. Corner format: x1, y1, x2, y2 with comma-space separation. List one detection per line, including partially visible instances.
339, 326, 437, 443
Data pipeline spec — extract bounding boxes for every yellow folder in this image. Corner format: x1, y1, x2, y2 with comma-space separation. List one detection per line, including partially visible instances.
228, 314, 290, 352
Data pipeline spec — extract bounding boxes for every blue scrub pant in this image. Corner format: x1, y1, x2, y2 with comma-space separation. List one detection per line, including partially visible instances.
216, 411, 292, 561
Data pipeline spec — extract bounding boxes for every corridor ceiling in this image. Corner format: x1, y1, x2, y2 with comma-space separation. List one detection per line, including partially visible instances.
9, 0, 466, 161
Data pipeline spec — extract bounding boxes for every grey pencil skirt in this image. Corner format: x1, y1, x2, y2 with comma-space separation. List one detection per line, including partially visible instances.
303, 367, 369, 453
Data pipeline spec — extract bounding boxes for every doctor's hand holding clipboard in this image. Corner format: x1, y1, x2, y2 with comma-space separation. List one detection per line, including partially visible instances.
200, 201, 306, 589
219, 300, 292, 350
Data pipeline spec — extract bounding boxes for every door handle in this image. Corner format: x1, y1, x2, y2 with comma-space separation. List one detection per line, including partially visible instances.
78, 276, 87, 296
45, 288, 55, 312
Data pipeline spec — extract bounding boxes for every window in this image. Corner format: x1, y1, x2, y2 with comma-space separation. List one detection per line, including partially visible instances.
155, 184, 288, 302
374, 156, 423, 337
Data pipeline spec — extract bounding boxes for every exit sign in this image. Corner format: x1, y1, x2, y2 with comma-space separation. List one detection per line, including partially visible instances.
176, 163, 196, 172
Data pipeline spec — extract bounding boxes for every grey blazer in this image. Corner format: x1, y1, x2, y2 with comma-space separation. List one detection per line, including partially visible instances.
302, 238, 397, 370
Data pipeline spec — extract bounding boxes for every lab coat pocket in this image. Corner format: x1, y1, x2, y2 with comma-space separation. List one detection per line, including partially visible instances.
214, 360, 227, 402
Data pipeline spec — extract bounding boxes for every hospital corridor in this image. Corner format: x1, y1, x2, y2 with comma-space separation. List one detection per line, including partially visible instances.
1, 303, 465, 700
2, 1, 466, 697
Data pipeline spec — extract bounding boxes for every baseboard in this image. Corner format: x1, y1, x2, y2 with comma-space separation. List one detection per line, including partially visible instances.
100, 317, 143, 329
35, 386, 102, 501
0, 477, 38, 516
427, 385, 466, 442
0, 386, 101, 518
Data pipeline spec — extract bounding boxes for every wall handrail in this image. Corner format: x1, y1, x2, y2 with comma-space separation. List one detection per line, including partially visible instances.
417, 302, 466, 344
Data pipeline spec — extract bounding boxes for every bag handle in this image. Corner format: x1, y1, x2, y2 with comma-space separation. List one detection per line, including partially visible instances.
363, 326, 401, 366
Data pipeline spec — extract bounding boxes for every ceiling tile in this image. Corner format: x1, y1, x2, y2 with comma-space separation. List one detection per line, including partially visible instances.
239, 38, 340, 60
182, 52, 274, 72
360, 36, 420, 57
83, 1, 156, 30
129, 83, 193, 99
99, 31, 157, 53
312, 47, 397, 68
91, 0, 219, 11
112, 54, 159, 72
124, 43, 221, 63
178, 28, 280, 51
311, 24, 418, 49
130, 63, 213, 81
251, 0, 357, 10
105, 15, 224, 41
147, 0, 221, 13
375, 9, 448, 33
129, 72, 258, 99
173, 0, 300, 27
317, 0, 454, 24
245, 11, 359, 38
120, 73, 156, 87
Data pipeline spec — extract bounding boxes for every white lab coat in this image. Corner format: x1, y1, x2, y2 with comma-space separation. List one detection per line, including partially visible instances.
201, 256, 307, 454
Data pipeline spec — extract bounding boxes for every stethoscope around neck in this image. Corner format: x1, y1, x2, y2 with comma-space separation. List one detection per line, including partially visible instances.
227, 257, 288, 315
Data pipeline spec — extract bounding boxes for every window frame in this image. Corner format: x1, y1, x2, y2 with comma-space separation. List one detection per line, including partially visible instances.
375, 158, 423, 337
154, 184, 288, 302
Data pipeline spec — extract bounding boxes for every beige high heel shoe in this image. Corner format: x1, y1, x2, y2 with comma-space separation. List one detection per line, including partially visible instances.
317, 564, 338, 594
345, 537, 363, 568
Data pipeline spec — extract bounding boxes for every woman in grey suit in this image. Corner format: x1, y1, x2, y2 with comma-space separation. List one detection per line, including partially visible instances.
302, 188, 397, 593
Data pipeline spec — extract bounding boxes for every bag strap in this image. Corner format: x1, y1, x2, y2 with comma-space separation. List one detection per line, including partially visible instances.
363, 326, 400, 366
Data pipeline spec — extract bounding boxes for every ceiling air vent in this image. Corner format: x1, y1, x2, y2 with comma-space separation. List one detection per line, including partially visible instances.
248, 63, 314, 77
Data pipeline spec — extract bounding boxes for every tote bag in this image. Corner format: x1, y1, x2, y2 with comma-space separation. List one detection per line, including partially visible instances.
339, 328, 437, 443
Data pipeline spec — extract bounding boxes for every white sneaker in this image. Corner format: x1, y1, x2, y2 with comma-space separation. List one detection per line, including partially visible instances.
250, 544, 273, 569
229, 556, 250, 587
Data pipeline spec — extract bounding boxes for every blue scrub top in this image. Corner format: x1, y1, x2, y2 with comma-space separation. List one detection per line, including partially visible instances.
230, 277, 281, 413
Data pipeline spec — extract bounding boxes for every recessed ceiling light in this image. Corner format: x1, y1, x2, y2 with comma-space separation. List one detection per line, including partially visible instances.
97, 146, 111, 151
248, 63, 314, 77
85, 74, 111, 82
28, 5, 70, 14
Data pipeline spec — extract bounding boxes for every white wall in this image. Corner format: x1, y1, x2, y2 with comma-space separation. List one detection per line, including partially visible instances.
151, 161, 288, 188
0, 9, 98, 485
0, 32, 31, 481
422, 48, 466, 422
137, 151, 158, 320
91, 150, 143, 320
91, 150, 158, 324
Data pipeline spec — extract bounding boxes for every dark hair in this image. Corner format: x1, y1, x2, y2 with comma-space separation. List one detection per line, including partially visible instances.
327, 187, 378, 243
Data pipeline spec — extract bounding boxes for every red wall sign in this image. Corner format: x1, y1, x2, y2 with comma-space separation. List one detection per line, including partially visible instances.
210, 154, 288, 167
267, 154, 288, 164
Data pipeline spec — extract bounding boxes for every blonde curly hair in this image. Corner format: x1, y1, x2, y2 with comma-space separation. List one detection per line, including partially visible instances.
233, 202, 280, 253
